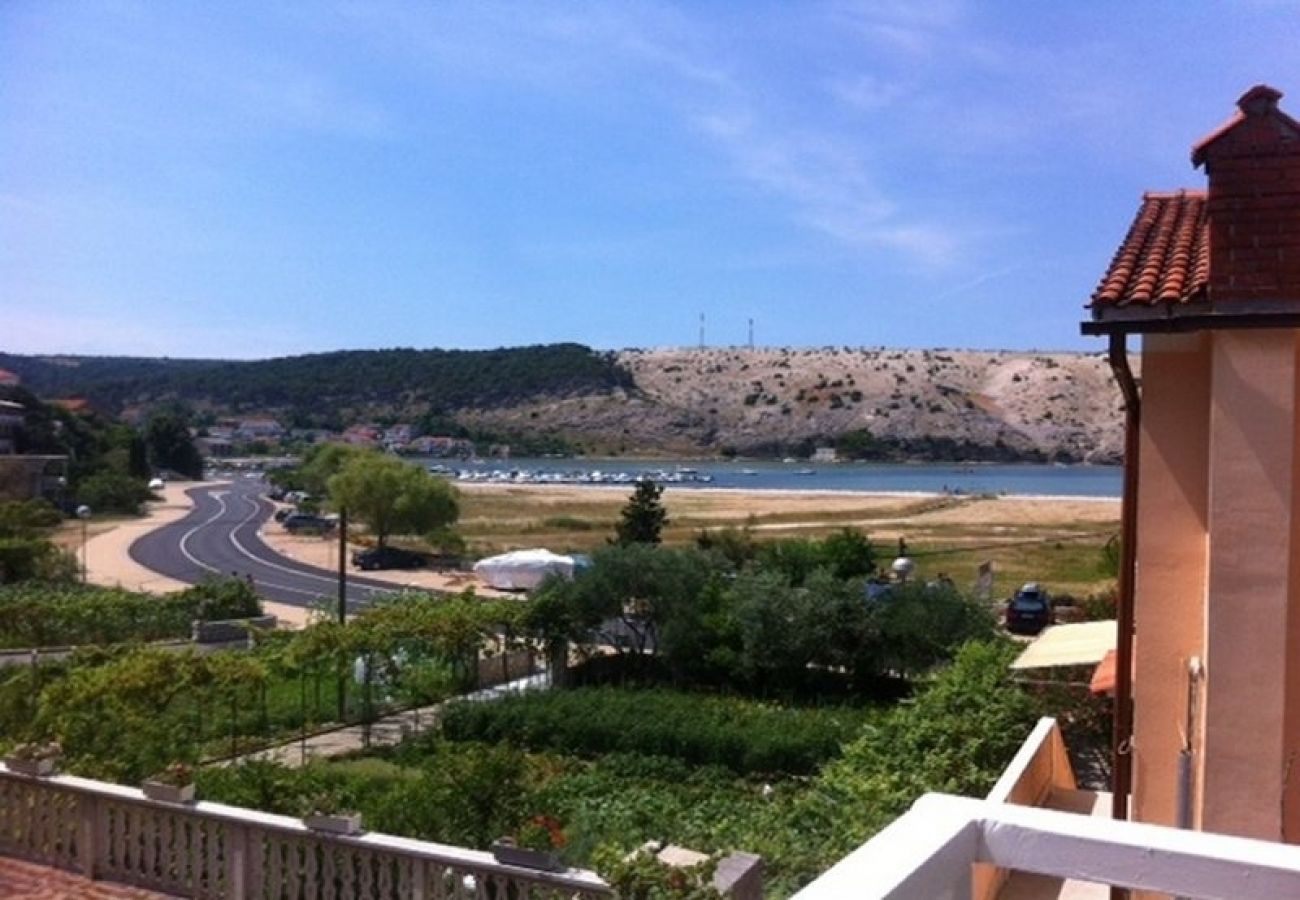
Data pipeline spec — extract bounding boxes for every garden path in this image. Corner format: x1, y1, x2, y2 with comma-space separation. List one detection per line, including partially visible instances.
217, 672, 549, 768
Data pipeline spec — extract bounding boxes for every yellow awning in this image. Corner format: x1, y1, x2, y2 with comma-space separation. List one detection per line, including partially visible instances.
1010, 620, 1117, 670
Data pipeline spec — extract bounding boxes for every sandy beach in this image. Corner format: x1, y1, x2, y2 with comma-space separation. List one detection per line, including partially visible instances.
456, 481, 1119, 537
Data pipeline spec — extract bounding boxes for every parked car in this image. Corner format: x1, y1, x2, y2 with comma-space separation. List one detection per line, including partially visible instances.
352, 546, 426, 571
282, 513, 336, 535
1005, 582, 1054, 635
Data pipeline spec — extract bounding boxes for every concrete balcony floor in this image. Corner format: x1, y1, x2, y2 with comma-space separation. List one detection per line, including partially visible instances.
0, 857, 179, 899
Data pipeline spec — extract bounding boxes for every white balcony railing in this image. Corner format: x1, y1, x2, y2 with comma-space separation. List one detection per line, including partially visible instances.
0, 763, 611, 899
793, 792, 1300, 900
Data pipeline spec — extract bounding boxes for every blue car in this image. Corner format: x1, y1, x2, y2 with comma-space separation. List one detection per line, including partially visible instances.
1005, 583, 1054, 635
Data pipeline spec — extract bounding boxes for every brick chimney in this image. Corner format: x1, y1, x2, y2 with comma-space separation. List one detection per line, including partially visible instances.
1192, 85, 1300, 302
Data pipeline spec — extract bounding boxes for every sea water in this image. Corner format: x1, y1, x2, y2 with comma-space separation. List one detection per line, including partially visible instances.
419, 457, 1121, 498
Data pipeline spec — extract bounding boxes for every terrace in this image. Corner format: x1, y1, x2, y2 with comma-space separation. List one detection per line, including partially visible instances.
0, 762, 611, 899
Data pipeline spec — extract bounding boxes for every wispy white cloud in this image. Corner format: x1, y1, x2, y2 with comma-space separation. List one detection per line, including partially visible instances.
692, 109, 966, 264
828, 0, 966, 57
319, 1, 977, 269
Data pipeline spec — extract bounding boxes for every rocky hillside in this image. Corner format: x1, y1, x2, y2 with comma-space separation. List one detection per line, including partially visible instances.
2, 345, 1127, 463
465, 347, 1127, 464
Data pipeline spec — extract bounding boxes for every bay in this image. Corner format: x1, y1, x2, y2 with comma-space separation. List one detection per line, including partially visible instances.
418, 457, 1122, 498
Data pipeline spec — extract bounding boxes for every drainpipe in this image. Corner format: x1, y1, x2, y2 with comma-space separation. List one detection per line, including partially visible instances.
1108, 333, 1140, 830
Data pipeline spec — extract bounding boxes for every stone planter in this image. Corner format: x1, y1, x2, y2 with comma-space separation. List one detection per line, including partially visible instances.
492, 841, 563, 872
142, 780, 196, 804
4, 756, 58, 777
304, 812, 364, 836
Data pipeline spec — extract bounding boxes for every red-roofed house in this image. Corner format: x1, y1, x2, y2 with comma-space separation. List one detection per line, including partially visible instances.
53, 396, 92, 414
1086, 84, 1300, 849
0, 368, 19, 387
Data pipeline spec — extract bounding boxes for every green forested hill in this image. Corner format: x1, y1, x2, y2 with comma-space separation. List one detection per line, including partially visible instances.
0, 345, 633, 423
0, 355, 220, 397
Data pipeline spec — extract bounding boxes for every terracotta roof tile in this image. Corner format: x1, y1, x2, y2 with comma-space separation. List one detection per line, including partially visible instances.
1090, 190, 1208, 308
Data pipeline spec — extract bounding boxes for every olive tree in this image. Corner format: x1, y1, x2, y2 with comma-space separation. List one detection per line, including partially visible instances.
327, 452, 458, 548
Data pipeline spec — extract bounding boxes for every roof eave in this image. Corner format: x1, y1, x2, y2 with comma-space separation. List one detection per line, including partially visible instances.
1082, 298, 1300, 336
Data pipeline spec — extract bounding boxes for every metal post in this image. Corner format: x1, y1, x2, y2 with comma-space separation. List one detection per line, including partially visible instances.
337, 506, 348, 624
76, 505, 92, 583
337, 507, 348, 722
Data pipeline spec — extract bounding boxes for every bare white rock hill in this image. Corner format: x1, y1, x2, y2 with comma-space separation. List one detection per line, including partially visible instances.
460, 347, 1128, 463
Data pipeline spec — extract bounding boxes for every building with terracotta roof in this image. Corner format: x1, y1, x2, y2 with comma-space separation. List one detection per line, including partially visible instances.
0, 368, 19, 387
53, 396, 92, 415
1083, 84, 1300, 852
797, 84, 1300, 899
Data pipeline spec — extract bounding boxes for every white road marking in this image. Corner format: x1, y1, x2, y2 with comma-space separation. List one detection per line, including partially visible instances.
178, 488, 341, 601
177, 493, 226, 575
225, 491, 392, 597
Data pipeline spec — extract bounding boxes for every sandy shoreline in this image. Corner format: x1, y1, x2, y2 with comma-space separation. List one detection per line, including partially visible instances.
457, 482, 1119, 529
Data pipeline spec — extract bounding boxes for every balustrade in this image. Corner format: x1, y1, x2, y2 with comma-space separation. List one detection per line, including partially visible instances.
0, 763, 611, 899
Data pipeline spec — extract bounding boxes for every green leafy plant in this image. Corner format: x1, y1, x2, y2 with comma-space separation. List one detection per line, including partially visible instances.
514, 814, 568, 852
441, 687, 873, 776
592, 845, 723, 899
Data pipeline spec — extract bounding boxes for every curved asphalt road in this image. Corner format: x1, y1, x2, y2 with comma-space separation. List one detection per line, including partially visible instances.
130, 480, 400, 612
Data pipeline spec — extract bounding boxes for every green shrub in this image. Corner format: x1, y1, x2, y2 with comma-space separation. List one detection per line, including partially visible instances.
75, 471, 155, 515
542, 515, 598, 531
0, 537, 76, 584
766, 640, 1040, 884
0, 577, 263, 649
441, 687, 874, 776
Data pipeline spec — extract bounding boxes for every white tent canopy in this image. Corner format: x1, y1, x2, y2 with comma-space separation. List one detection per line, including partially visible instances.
1010, 620, 1117, 670
472, 549, 582, 591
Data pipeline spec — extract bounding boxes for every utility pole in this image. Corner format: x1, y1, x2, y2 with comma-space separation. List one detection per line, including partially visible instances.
76, 505, 91, 583
337, 506, 348, 722
698, 313, 705, 349
748, 318, 754, 349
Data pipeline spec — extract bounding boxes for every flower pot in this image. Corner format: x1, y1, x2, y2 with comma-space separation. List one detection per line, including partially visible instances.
304, 812, 363, 836
5, 756, 57, 777
492, 841, 563, 872
142, 780, 196, 804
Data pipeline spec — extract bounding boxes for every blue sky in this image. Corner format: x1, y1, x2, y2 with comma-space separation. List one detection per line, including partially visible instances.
4, 1, 1299, 359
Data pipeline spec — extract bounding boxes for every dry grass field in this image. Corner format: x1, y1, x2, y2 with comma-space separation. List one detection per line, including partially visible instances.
457, 483, 1120, 599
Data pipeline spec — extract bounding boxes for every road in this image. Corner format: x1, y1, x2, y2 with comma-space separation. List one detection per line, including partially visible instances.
130, 480, 399, 611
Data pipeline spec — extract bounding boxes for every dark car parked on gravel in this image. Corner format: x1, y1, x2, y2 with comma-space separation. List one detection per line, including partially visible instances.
351, 546, 426, 571
282, 513, 336, 535
1005, 582, 1054, 635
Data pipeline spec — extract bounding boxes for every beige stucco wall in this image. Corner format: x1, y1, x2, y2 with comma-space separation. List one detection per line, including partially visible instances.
1286, 333, 1300, 843
1133, 329, 1300, 851
1201, 330, 1297, 839
1132, 333, 1211, 829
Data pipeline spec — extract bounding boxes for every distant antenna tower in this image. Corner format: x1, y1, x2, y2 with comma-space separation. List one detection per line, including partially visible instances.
699, 313, 705, 349
748, 318, 754, 349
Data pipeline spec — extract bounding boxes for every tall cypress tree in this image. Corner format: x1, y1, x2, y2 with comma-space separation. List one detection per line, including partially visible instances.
614, 480, 668, 545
